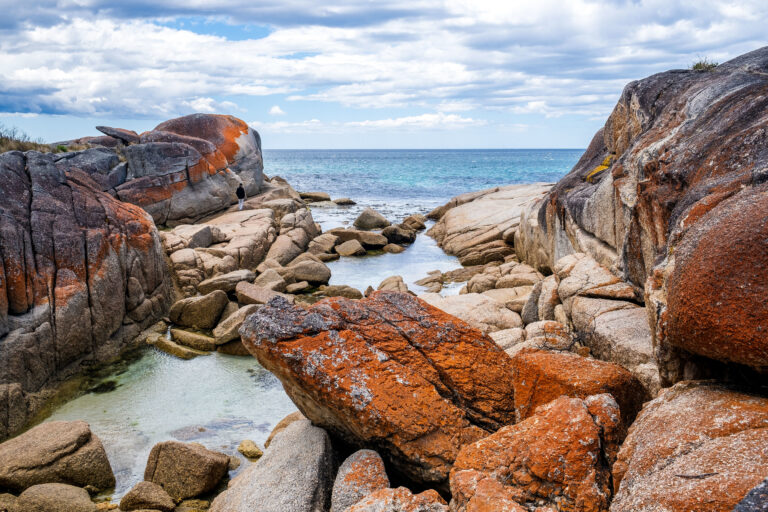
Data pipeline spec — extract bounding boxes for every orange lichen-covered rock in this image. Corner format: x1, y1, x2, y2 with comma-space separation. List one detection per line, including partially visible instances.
346, 487, 448, 512
611, 381, 768, 512
331, 449, 390, 512
240, 291, 518, 487
154, 113, 263, 194
450, 394, 621, 512
0, 151, 171, 441
510, 348, 646, 428
657, 183, 768, 377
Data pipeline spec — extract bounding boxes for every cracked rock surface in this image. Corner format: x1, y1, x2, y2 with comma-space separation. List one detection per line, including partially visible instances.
240, 291, 517, 487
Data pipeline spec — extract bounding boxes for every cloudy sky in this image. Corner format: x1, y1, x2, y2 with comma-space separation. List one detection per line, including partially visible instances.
1, 1, 766, 148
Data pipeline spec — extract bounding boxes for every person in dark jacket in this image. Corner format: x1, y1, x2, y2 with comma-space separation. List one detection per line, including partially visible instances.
236, 183, 246, 210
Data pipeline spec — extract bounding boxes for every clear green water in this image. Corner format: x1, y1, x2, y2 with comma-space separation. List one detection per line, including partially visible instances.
45, 349, 297, 497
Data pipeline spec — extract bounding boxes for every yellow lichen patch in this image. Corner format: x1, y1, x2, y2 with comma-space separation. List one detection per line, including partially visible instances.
586, 156, 613, 183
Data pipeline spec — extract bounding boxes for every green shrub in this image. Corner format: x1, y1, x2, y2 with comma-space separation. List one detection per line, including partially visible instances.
692, 58, 718, 72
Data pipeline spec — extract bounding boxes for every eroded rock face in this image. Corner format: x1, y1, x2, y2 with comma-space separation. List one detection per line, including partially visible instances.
0, 151, 171, 440
450, 394, 621, 512
612, 381, 768, 512
241, 291, 518, 486
512, 47, 768, 381
71, 114, 264, 226
0, 420, 115, 493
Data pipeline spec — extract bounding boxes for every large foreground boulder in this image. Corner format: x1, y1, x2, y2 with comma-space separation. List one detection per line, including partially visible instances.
241, 291, 518, 486
0, 421, 115, 493
450, 394, 621, 512
210, 418, 334, 512
0, 152, 171, 440
611, 381, 768, 511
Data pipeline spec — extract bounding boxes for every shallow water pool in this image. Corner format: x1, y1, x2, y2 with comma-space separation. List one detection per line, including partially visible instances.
45, 349, 297, 497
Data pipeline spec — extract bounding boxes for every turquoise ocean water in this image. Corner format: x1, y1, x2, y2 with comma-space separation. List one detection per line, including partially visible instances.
263, 149, 582, 214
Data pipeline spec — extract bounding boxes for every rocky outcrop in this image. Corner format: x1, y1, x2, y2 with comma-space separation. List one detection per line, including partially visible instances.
210, 418, 335, 512
450, 394, 621, 512
512, 47, 768, 383
0, 420, 114, 493
611, 381, 768, 511
418, 293, 522, 333
427, 184, 551, 265
241, 292, 518, 487
0, 151, 171, 440
62, 114, 264, 226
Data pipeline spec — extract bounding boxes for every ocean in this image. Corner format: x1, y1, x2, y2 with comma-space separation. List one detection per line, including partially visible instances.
263, 149, 582, 216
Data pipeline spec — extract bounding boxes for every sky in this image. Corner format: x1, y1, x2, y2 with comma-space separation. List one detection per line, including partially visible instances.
0, 1, 766, 149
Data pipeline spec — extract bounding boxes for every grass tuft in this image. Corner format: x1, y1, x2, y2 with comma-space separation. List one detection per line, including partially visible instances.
0, 124, 52, 153
692, 58, 718, 72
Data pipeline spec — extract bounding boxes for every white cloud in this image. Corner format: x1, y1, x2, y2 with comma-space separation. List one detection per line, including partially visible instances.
0, 0, 766, 123
269, 105, 286, 115
249, 112, 486, 134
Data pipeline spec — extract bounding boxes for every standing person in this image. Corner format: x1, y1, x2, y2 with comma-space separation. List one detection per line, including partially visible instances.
236, 183, 246, 210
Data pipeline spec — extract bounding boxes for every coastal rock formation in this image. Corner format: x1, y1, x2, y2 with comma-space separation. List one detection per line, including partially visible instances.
331, 449, 390, 512
512, 48, 768, 383
427, 184, 551, 265
60, 114, 264, 226
0, 151, 171, 440
353, 207, 390, 230
450, 394, 621, 512
611, 381, 768, 511
418, 293, 522, 333
0, 421, 114, 493
210, 418, 335, 512
241, 291, 518, 486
